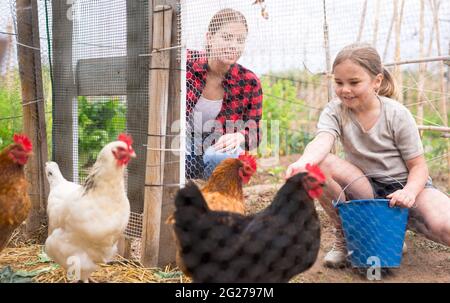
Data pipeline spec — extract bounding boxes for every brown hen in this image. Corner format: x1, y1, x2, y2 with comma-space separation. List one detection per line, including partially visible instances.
0, 134, 33, 252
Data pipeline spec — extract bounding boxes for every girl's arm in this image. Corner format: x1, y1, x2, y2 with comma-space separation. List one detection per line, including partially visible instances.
285, 132, 335, 178
387, 155, 429, 208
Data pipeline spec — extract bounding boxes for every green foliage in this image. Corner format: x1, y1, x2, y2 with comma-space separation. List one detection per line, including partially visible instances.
0, 67, 52, 153
267, 165, 285, 178
260, 76, 312, 156
0, 68, 125, 180
0, 83, 22, 149
77, 96, 126, 173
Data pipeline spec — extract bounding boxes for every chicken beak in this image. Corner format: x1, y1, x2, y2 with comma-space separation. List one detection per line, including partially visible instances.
130, 150, 136, 158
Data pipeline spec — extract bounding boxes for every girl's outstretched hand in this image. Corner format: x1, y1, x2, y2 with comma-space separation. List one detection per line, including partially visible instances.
285, 159, 308, 179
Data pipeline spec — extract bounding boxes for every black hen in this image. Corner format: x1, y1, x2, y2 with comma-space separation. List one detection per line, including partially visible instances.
173, 170, 323, 283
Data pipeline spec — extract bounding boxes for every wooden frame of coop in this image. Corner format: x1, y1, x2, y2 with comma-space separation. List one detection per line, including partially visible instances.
19, 0, 183, 268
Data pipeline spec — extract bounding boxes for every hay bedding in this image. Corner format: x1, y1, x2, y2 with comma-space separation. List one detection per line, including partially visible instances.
0, 245, 188, 283
0, 182, 311, 283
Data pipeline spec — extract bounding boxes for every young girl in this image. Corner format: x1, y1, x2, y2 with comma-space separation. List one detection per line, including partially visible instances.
186, 8, 263, 180
285, 43, 450, 268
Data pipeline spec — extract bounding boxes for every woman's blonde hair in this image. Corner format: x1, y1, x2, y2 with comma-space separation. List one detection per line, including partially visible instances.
332, 43, 398, 98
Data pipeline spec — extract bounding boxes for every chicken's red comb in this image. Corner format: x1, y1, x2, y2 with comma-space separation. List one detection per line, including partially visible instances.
118, 133, 133, 149
306, 163, 325, 183
238, 152, 257, 171
13, 134, 32, 152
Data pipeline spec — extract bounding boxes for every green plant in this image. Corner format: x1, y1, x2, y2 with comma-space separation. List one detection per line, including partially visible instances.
0, 73, 23, 149
77, 96, 126, 175
260, 77, 311, 156
0, 66, 53, 154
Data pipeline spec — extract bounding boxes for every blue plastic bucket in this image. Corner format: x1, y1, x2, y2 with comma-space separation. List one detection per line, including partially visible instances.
335, 199, 409, 268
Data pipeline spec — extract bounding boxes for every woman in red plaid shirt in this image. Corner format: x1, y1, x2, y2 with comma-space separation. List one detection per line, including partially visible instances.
186, 8, 263, 179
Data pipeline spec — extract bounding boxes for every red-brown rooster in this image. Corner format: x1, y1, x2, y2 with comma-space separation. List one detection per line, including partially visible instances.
173, 164, 325, 282
200, 153, 257, 214
0, 134, 33, 252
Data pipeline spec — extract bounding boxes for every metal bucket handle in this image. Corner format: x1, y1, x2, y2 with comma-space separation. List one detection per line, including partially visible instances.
332, 172, 405, 208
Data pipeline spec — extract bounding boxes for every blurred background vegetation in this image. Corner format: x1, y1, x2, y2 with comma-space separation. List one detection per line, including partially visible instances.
0, 68, 126, 179
0, 67, 448, 190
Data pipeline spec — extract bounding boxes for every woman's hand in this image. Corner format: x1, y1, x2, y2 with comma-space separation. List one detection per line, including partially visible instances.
285, 159, 309, 179
213, 133, 245, 153
387, 189, 417, 208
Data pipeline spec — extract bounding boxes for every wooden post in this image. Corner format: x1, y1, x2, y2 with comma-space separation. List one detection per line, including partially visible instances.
382, 1, 396, 61
394, 0, 405, 103
4, 21, 15, 91
126, 0, 150, 217
157, 0, 180, 267
372, 0, 380, 47
122, 0, 151, 259
52, 0, 75, 181
430, 0, 449, 188
0, 34, 7, 67
16, 0, 49, 238
417, 125, 450, 133
417, 0, 425, 129
322, 0, 332, 102
321, 0, 335, 153
141, 4, 173, 267
356, 0, 368, 42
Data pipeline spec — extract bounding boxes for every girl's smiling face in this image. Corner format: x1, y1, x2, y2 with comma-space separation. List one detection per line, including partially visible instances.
333, 59, 383, 110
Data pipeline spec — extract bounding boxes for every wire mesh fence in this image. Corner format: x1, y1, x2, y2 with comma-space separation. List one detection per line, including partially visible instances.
1, 0, 53, 234
0, 0, 448, 279
178, 0, 449, 280
181, 0, 449, 190
50, 0, 150, 244
1, 0, 149, 258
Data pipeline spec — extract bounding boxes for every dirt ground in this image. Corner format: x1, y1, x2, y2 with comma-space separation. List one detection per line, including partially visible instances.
243, 154, 450, 283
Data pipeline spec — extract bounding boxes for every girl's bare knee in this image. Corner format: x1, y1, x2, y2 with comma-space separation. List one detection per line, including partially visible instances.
428, 220, 450, 246
440, 223, 450, 246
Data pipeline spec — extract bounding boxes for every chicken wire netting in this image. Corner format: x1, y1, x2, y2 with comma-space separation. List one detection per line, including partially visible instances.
182, 5, 264, 181
179, 0, 449, 277
0, 0, 53, 217
181, 0, 449, 189
49, 0, 150, 245
2, 0, 182, 265
1, 1, 151, 257
0, 3, 22, 149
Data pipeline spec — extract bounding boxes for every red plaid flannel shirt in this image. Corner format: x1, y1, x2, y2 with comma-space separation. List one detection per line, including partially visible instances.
186, 50, 263, 150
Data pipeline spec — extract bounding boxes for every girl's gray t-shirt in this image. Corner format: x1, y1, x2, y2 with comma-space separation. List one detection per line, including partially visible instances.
316, 96, 424, 183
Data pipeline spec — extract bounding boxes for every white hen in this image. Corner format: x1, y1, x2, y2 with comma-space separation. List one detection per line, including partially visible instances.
45, 134, 136, 282
45, 161, 81, 234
